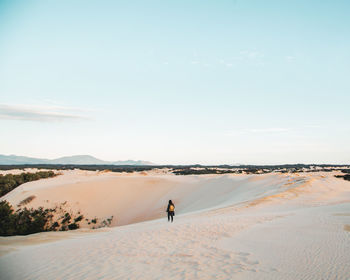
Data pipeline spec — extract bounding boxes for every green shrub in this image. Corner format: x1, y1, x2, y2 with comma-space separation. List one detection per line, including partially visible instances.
0, 201, 17, 236
74, 215, 84, 223
68, 223, 79, 230
0, 200, 86, 236
61, 213, 71, 224
0, 201, 55, 236
50, 221, 59, 230
0, 171, 56, 197
60, 225, 68, 231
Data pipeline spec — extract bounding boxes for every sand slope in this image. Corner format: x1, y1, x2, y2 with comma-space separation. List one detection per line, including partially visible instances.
1, 171, 350, 279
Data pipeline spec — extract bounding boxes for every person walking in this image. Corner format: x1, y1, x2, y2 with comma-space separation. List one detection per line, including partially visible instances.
166, 200, 175, 222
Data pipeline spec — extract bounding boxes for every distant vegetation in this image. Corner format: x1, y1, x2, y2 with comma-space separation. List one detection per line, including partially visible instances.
172, 165, 350, 176
172, 168, 242, 175
335, 170, 350, 182
172, 167, 273, 175
1, 164, 349, 176
341, 175, 350, 181
0, 164, 349, 178
0, 171, 56, 197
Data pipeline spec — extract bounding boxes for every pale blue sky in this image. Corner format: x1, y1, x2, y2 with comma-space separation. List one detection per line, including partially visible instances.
1, 0, 349, 164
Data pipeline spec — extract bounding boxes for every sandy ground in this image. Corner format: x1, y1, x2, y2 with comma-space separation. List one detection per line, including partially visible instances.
0, 170, 350, 279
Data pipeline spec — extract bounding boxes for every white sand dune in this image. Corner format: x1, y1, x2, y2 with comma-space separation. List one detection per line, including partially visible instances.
1, 170, 350, 279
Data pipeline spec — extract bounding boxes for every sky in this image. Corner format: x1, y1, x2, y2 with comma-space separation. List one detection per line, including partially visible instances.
0, 0, 349, 165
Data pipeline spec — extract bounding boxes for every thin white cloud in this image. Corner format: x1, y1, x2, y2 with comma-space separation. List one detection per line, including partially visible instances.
0, 104, 90, 122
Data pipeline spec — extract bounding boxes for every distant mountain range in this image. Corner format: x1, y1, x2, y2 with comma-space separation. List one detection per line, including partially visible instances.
0, 154, 154, 166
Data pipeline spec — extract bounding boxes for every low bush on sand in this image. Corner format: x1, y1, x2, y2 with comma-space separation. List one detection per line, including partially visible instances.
0, 171, 57, 197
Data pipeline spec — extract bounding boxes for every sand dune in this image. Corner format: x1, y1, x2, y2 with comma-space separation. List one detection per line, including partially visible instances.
0, 170, 318, 226
1, 170, 350, 279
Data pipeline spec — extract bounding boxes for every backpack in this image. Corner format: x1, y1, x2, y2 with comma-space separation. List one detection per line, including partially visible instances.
169, 204, 174, 212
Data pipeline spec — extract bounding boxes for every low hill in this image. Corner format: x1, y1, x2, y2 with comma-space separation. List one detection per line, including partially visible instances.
0, 154, 154, 166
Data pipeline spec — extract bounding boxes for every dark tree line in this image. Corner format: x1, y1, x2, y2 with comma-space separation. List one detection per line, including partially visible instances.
0, 171, 56, 197
172, 168, 243, 175
335, 174, 350, 181
0, 164, 349, 176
